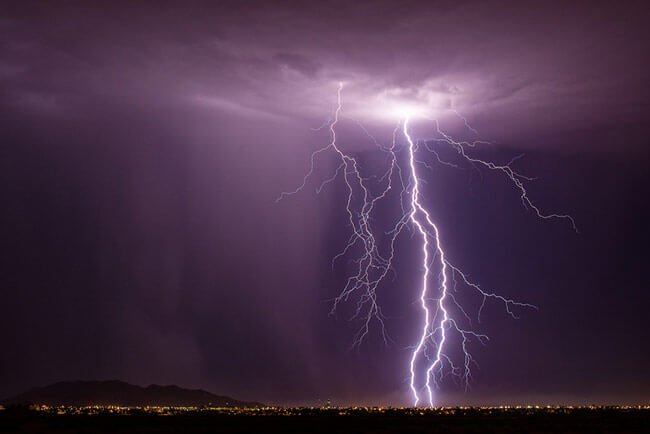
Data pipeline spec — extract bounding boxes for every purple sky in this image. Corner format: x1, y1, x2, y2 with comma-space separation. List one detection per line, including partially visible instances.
1, 1, 649, 406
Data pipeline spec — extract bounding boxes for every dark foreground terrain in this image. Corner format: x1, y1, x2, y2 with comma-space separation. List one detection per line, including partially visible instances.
1, 406, 649, 433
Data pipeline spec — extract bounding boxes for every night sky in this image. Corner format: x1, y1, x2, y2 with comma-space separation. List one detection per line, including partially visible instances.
1, 1, 649, 406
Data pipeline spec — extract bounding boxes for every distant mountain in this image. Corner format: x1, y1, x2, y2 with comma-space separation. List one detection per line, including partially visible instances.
2, 380, 263, 407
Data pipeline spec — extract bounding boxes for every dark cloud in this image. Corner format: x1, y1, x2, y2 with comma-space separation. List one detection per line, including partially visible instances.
273, 53, 322, 78
2, 1, 648, 139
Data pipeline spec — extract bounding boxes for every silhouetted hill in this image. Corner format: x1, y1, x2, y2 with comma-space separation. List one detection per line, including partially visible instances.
2, 380, 263, 407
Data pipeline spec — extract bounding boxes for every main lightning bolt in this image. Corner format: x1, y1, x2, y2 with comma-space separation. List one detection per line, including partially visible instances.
279, 83, 575, 406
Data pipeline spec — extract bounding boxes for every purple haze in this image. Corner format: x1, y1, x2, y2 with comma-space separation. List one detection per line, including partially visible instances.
1, 1, 649, 406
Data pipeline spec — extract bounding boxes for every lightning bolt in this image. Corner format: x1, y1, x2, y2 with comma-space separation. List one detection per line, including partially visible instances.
278, 83, 575, 406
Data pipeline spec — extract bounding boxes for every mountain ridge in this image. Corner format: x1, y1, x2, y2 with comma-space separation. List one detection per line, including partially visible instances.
2, 380, 263, 407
